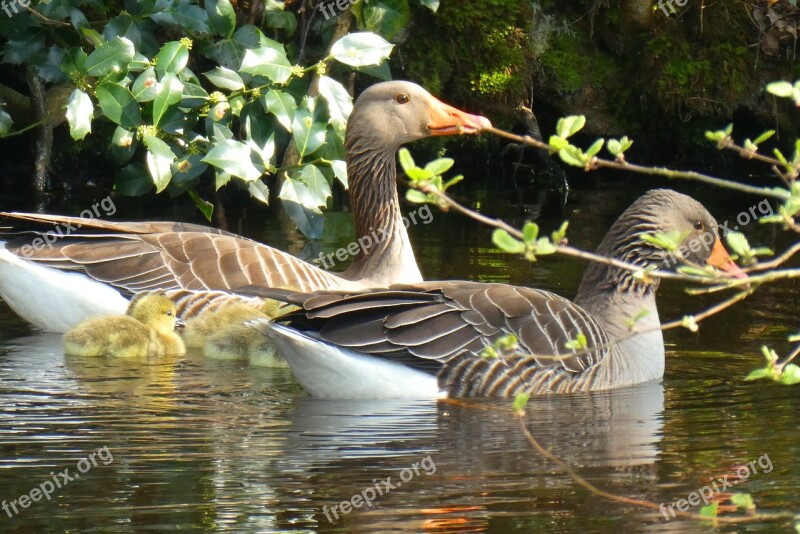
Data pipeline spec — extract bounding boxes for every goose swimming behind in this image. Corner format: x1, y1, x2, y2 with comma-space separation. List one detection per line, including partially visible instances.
63, 293, 185, 358
246, 189, 747, 399
0, 81, 491, 332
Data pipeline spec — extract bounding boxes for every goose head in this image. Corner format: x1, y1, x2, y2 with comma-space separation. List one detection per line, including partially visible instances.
577, 189, 745, 298
345, 81, 491, 150
126, 294, 181, 335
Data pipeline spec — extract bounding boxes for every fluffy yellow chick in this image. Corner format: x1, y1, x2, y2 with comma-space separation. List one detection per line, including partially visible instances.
205, 323, 288, 368
183, 302, 269, 349
63, 293, 185, 358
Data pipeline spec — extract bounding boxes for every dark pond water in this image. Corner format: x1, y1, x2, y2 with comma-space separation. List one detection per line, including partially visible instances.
0, 177, 798, 532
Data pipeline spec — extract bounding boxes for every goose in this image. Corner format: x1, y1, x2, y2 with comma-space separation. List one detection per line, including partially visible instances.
0, 81, 491, 332
246, 189, 747, 399
63, 293, 185, 358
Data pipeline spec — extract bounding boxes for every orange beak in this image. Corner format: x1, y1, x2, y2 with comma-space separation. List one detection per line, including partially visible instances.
426, 95, 492, 136
706, 239, 747, 279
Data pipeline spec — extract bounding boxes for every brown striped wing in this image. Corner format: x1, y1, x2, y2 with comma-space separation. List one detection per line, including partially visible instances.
268, 281, 617, 396
0, 212, 345, 295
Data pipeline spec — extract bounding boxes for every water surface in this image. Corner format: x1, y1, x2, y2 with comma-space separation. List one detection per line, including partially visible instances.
1, 181, 798, 532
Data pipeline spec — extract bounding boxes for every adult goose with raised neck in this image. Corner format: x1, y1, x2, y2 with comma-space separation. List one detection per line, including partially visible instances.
0, 81, 490, 332
247, 190, 747, 399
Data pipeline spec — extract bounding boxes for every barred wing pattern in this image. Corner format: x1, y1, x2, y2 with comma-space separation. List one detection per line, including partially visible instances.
269, 281, 621, 396
0, 213, 346, 296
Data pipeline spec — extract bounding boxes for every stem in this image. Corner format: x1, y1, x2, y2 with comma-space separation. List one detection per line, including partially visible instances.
484, 126, 791, 201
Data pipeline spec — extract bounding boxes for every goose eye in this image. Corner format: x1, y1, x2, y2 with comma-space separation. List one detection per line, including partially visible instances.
395, 93, 410, 104
693, 221, 704, 231
166, 310, 173, 317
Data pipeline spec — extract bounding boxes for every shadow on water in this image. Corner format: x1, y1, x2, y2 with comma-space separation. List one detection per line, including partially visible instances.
0, 177, 798, 532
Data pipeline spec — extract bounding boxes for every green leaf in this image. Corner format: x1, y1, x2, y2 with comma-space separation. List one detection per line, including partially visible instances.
398, 148, 415, 172
534, 238, 557, 255
766, 81, 794, 98
406, 189, 430, 204
551, 221, 569, 244
548, 136, 568, 151
95, 83, 141, 129
207, 0, 236, 38
640, 230, 685, 252
85, 36, 135, 77
0, 109, 12, 137
699, 503, 718, 518
317, 75, 353, 122
111, 126, 138, 164
296, 165, 332, 207
172, 154, 208, 183
558, 145, 585, 167
262, 89, 296, 132
143, 133, 176, 193
360, 0, 411, 39
725, 231, 750, 257
114, 164, 153, 196
513, 393, 529, 413
202, 139, 262, 181
247, 179, 270, 205
585, 138, 604, 158
132, 67, 158, 102
753, 130, 776, 145
745, 367, 773, 381
424, 157, 454, 176
330, 159, 348, 189
292, 108, 326, 157
730, 493, 755, 511
279, 176, 319, 211
415, 0, 439, 11
203, 67, 244, 91
682, 315, 699, 333
626, 308, 651, 328
492, 229, 525, 254
522, 222, 539, 244
103, 13, 142, 50
187, 188, 214, 221
780, 364, 800, 385
173, 5, 210, 34
564, 333, 588, 350
240, 40, 293, 84
555, 115, 585, 139
153, 73, 183, 127
65, 89, 94, 140
155, 41, 189, 77
329, 32, 394, 67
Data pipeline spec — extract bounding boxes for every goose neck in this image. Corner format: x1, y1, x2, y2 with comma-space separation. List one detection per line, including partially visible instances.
342, 140, 421, 285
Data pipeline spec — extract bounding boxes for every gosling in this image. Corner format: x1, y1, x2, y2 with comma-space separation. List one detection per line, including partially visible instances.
63, 293, 185, 358
184, 302, 288, 367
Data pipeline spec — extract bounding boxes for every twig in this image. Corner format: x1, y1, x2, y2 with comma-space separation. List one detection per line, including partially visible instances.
484, 126, 791, 201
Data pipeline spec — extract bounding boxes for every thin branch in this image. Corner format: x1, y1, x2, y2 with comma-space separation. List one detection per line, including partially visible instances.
484, 126, 791, 201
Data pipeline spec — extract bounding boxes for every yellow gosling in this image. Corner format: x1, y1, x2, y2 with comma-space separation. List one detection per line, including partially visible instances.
204, 323, 288, 368
63, 293, 185, 358
183, 302, 269, 349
